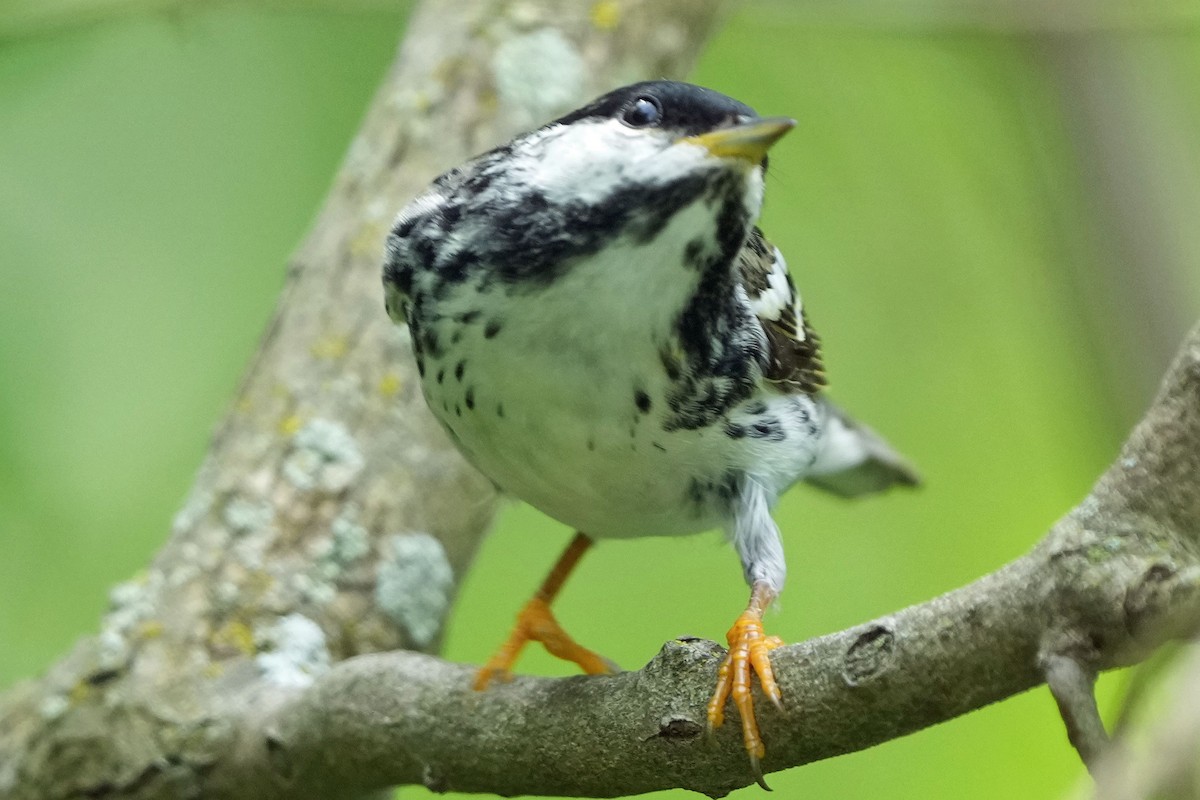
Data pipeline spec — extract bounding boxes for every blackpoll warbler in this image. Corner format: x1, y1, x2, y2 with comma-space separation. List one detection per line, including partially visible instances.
383, 81, 917, 782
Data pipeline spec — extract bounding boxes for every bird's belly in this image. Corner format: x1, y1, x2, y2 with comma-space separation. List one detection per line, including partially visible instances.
429, 393, 720, 537
480, 424, 722, 538
420, 346, 819, 539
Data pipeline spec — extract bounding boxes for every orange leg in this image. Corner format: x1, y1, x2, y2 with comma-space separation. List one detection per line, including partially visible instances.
707, 581, 784, 785
474, 531, 615, 690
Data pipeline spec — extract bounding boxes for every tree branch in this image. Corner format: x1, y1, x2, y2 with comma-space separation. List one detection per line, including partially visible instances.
3, 0, 1200, 796
207, 322, 1200, 798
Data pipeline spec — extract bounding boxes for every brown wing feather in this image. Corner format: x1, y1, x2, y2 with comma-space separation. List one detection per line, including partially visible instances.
737, 227, 825, 394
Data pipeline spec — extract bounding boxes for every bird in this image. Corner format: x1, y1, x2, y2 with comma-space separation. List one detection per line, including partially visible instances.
382, 80, 917, 783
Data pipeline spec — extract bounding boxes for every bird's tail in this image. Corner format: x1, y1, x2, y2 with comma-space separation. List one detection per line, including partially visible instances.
804, 399, 920, 498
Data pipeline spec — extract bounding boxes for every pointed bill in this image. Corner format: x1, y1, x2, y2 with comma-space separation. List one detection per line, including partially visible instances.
681, 116, 796, 163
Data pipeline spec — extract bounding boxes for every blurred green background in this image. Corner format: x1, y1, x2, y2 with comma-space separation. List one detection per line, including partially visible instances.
2, 2, 1199, 798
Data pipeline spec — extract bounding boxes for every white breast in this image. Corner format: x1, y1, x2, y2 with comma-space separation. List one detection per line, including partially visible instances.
418, 207, 823, 539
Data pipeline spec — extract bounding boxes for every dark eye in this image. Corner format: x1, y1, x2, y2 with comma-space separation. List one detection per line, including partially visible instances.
621, 96, 662, 128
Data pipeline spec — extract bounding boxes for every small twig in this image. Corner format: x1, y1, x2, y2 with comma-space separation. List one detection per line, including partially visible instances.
1042, 650, 1110, 771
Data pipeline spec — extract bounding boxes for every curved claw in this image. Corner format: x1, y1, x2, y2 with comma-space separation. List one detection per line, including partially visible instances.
707, 608, 784, 787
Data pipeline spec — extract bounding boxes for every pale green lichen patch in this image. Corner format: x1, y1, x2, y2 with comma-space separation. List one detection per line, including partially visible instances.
222, 497, 274, 535
294, 507, 372, 605
324, 508, 372, 569
254, 613, 331, 689
282, 419, 365, 493
491, 27, 585, 128
97, 572, 163, 671
291, 573, 336, 606
96, 629, 130, 671
222, 496, 277, 571
375, 533, 454, 648
220, 496, 274, 573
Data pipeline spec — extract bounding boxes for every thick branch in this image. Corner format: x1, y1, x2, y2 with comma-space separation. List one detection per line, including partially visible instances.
213, 322, 1200, 798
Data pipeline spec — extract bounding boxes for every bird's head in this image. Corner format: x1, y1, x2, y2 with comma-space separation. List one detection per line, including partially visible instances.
505, 80, 795, 219
384, 81, 793, 323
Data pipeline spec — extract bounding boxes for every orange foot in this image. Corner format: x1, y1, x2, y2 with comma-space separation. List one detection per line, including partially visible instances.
707, 602, 784, 787
473, 596, 615, 690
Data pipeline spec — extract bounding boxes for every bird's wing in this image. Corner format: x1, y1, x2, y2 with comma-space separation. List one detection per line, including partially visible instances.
804, 398, 921, 497
737, 227, 826, 394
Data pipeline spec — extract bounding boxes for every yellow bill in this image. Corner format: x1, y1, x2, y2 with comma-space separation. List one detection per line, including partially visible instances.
681, 117, 796, 163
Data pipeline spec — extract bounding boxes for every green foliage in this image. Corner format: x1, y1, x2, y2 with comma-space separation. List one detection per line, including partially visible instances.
2, 4, 1198, 798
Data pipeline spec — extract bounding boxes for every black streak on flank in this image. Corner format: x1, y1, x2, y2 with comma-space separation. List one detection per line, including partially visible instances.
421, 328, 444, 359
685, 471, 741, 514
749, 418, 786, 442
465, 388, 476, 410
496, 403, 505, 418
664, 178, 759, 433
683, 237, 707, 269
436, 368, 445, 385
635, 390, 652, 414
454, 360, 466, 382
484, 319, 503, 338
440, 248, 480, 284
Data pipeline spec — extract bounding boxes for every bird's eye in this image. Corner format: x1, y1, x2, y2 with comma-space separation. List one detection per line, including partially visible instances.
621, 96, 662, 128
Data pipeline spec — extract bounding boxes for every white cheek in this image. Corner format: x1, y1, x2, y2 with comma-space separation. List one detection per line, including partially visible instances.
520, 121, 676, 204
650, 141, 713, 181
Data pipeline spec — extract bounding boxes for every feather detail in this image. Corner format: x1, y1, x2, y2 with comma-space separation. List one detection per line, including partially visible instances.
738, 227, 825, 394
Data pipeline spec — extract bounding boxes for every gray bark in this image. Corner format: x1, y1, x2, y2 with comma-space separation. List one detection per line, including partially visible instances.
2, 0, 1200, 798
